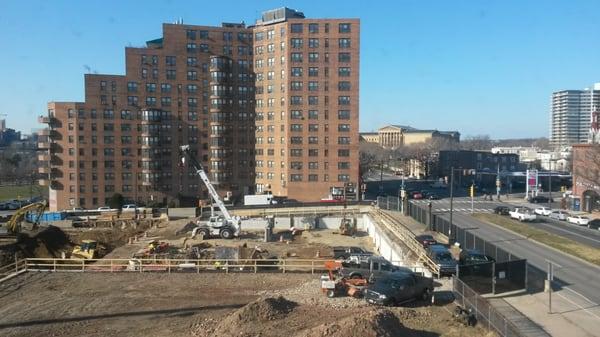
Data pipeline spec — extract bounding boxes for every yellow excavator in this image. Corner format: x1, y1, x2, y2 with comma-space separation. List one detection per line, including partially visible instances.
3, 201, 47, 234
71, 240, 98, 260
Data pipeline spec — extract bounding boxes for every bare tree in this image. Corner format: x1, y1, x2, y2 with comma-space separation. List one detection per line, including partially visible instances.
573, 144, 600, 188
461, 135, 493, 151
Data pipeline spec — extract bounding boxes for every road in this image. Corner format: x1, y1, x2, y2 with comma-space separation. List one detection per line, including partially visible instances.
412, 198, 600, 249
408, 199, 600, 307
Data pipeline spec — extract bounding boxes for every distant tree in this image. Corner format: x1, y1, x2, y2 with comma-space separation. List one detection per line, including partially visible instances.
107, 193, 124, 210
359, 142, 392, 172
461, 135, 493, 151
532, 138, 551, 150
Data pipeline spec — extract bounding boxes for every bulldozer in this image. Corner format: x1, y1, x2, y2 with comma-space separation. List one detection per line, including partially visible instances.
339, 217, 356, 236
71, 240, 98, 259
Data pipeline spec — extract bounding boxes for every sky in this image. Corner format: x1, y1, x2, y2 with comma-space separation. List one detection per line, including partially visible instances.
0, 0, 599, 139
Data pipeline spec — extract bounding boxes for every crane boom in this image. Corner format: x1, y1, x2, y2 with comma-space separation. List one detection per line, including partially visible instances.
180, 145, 232, 220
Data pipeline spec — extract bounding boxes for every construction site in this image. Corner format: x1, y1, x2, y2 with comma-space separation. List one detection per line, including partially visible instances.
0, 147, 498, 337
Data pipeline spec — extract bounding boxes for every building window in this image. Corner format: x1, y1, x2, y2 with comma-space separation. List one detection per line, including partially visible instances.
308, 136, 318, 144
308, 96, 318, 105
186, 30, 196, 40
308, 82, 318, 91
338, 149, 350, 157
338, 96, 350, 105
308, 23, 319, 33
291, 110, 303, 119
308, 38, 319, 48
308, 110, 318, 119
145, 97, 156, 106
291, 52, 303, 63
339, 38, 351, 48
187, 71, 198, 80
146, 83, 156, 92
127, 82, 138, 92
338, 137, 351, 144
338, 110, 350, 119
338, 53, 351, 62
338, 67, 351, 77
291, 38, 303, 49
308, 149, 318, 157
166, 70, 176, 80
338, 81, 351, 91
308, 67, 319, 77
290, 174, 302, 181
291, 23, 303, 33
290, 96, 303, 105
290, 124, 303, 132
338, 174, 350, 182
290, 149, 303, 157
291, 82, 303, 91
166, 56, 176, 66
339, 23, 351, 33
291, 67, 303, 77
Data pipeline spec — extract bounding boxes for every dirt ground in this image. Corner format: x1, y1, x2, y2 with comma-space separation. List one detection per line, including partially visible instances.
105, 218, 375, 261
0, 273, 493, 337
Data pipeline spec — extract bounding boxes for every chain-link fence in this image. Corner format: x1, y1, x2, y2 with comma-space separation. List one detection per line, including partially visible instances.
405, 200, 528, 294
453, 277, 524, 337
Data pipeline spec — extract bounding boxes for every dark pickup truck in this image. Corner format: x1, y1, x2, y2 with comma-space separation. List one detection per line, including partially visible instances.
338, 256, 413, 280
364, 272, 434, 306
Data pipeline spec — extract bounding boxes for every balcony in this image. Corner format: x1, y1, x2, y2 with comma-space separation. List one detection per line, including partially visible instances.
38, 116, 51, 124
38, 141, 50, 149
38, 128, 50, 137
38, 166, 50, 174
38, 153, 50, 161
39, 178, 50, 186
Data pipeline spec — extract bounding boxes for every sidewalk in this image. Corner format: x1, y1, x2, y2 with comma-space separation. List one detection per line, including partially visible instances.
504, 288, 600, 337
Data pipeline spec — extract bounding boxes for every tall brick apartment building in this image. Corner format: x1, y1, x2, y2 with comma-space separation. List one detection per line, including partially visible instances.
38, 8, 360, 211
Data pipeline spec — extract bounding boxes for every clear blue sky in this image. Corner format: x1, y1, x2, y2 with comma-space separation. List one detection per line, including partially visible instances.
1, 0, 599, 138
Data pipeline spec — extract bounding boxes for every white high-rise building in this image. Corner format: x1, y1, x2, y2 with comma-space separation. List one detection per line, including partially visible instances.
550, 83, 600, 148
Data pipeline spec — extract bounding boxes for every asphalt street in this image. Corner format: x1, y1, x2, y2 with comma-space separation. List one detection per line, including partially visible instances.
407, 200, 600, 307
413, 198, 600, 249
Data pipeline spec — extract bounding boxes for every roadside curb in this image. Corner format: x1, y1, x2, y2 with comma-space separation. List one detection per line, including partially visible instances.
473, 215, 600, 270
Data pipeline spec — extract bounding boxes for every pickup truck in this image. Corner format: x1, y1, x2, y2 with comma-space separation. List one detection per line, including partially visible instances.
338, 256, 412, 280
509, 208, 537, 222
364, 272, 434, 306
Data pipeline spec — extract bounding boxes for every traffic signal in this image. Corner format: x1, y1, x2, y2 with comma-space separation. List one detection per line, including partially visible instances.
469, 185, 475, 198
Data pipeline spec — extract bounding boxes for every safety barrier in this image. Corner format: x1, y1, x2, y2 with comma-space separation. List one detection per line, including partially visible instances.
21, 257, 334, 275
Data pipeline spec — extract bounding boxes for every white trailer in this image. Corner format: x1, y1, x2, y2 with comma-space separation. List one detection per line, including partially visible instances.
244, 194, 278, 206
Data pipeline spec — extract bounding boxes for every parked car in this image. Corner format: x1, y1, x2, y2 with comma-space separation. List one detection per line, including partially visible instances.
509, 208, 537, 222
528, 195, 550, 203
97, 206, 111, 211
458, 249, 495, 265
428, 194, 440, 200
534, 207, 552, 216
364, 272, 434, 306
493, 206, 511, 215
411, 191, 423, 200
426, 244, 457, 275
588, 219, 600, 230
566, 215, 590, 226
0, 203, 7, 211
122, 204, 138, 211
414, 234, 437, 247
549, 210, 569, 221
333, 246, 371, 260
339, 256, 411, 280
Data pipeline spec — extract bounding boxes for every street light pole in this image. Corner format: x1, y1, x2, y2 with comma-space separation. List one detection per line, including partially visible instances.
449, 166, 454, 243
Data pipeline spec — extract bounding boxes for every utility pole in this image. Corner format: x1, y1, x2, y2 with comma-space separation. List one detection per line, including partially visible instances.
496, 164, 501, 201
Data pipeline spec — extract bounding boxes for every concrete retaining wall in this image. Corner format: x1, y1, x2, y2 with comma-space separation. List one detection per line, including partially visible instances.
241, 216, 365, 230
363, 213, 431, 277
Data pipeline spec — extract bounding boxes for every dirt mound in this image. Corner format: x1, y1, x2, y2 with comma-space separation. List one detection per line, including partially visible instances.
226, 296, 296, 323
17, 226, 73, 258
295, 309, 404, 337
212, 296, 297, 336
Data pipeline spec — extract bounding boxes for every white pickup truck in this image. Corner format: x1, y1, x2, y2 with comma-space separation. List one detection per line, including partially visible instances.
509, 207, 537, 222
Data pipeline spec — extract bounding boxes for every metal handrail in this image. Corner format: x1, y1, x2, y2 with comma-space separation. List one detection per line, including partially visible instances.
369, 209, 441, 276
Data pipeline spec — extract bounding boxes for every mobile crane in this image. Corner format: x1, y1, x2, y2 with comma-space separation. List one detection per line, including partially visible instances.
180, 145, 241, 239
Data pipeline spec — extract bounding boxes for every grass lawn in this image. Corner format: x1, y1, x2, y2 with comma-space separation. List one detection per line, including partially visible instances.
0, 184, 48, 201
473, 213, 600, 266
